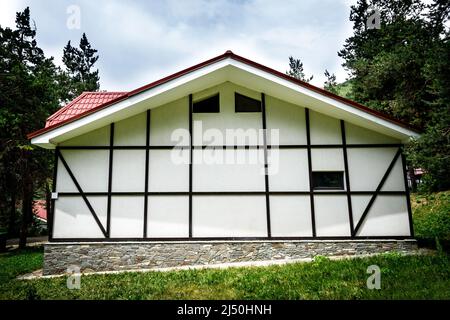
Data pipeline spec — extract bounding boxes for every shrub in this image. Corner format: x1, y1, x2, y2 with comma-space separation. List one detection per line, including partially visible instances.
412, 192, 450, 241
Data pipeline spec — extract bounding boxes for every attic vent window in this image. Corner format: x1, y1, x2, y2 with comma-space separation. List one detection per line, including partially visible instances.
312, 171, 344, 190
193, 94, 220, 113
235, 92, 261, 112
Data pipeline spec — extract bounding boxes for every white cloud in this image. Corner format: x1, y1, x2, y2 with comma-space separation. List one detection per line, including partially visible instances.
0, 0, 24, 28
1, 0, 356, 91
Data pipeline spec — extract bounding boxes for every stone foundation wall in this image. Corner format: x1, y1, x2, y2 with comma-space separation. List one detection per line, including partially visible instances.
43, 240, 418, 275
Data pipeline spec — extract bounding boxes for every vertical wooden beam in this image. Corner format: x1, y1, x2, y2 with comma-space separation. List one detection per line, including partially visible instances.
341, 120, 355, 237
143, 110, 151, 238
49, 148, 59, 241
106, 123, 114, 237
401, 150, 415, 237
261, 93, 271, 237
189, 94, 193, 238
305, 108, 316, 237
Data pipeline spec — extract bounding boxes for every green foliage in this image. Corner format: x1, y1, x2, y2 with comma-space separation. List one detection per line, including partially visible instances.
286, 56, 313, 82
338, 0, 450, 191
1, 248, 449, 299
61, 33, 100, 102
323, 70, 338, 94
339, 0, 434, 127
0, 7, 100, 243
313, 255, 331, 264
412, 191, 450, 241
407, 116, 450, 191
334, 79, 355, 99
406, 37, 450, 191
0, 7, 60, 240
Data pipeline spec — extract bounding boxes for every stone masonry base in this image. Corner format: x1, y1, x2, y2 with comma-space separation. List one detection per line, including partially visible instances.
43, 239, 418, 275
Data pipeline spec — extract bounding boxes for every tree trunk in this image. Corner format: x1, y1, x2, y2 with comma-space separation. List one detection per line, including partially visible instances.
408, 167, 417, 192
19, 150, 33, 249
8, 189, 17, 237
19, 180, 33, 249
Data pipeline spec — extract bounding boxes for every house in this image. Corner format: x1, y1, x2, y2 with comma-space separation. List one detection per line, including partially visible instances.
29, 51, 419, 275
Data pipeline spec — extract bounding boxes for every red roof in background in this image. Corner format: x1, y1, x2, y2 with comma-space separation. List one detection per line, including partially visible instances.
33, 200, 47, 221
45, 92, 127, 128
28, 51, 420, 139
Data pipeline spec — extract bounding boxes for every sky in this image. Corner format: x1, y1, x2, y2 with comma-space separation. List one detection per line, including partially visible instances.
0, 0, 356, 91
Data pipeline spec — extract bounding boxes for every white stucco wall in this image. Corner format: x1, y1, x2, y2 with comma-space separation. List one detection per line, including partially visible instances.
52, 81, 411, 239
265, 95, 307, 145
114, 112, 147, 146
147, 196, 189, 237
148, 149, 189, 192
192, 195, 267, 237
56, 150, 109, 192
59, 126, 110, 146
53, 196, 107, 238
193, 148, 265, 192
347, 148, 404, 191
314, 195, 351, 236
112, 150, 146, 192
150, 97, 189, 146
110, 196, 144, 238
268, 149, 309, 191
310, 111, 342, 145
352, 195, 410, 236
270, 195, 312, 236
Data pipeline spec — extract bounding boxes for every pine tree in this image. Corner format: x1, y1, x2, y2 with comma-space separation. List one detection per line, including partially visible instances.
62, 33, 99, 101
338, 0, 450, 191
286, 56, 313, 82
323, 70, 338, 94
78, 33, 99, 89
0, 7, 60, 247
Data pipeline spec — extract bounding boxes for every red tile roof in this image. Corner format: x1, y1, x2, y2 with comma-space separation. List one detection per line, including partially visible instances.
45, 92, 127, 127
33, 200, 47, 221
28, 51, 419, 139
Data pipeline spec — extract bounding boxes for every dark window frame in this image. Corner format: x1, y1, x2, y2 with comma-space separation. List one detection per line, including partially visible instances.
312, 171, 345, 190
235, 92, 261, 112
192, 93, 220, 113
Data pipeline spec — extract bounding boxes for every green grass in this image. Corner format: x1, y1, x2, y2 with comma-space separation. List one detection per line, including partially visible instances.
0, 247, 44, 300
412, 191, 450, 242
1, 248, 449, 300
1, 191, 449, 300
0, 247, 43, 282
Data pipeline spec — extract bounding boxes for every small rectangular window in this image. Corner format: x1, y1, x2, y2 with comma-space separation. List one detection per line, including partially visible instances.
235, 92, 261, 112
312, 171, 344, 190
193, 94, 220, 113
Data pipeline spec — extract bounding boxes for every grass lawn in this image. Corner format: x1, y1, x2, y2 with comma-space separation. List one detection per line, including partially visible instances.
1, 191, 449, 300
1, 247, 449, 300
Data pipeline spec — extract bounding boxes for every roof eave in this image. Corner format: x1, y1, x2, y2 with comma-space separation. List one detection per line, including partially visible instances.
29, 51, 421, 147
